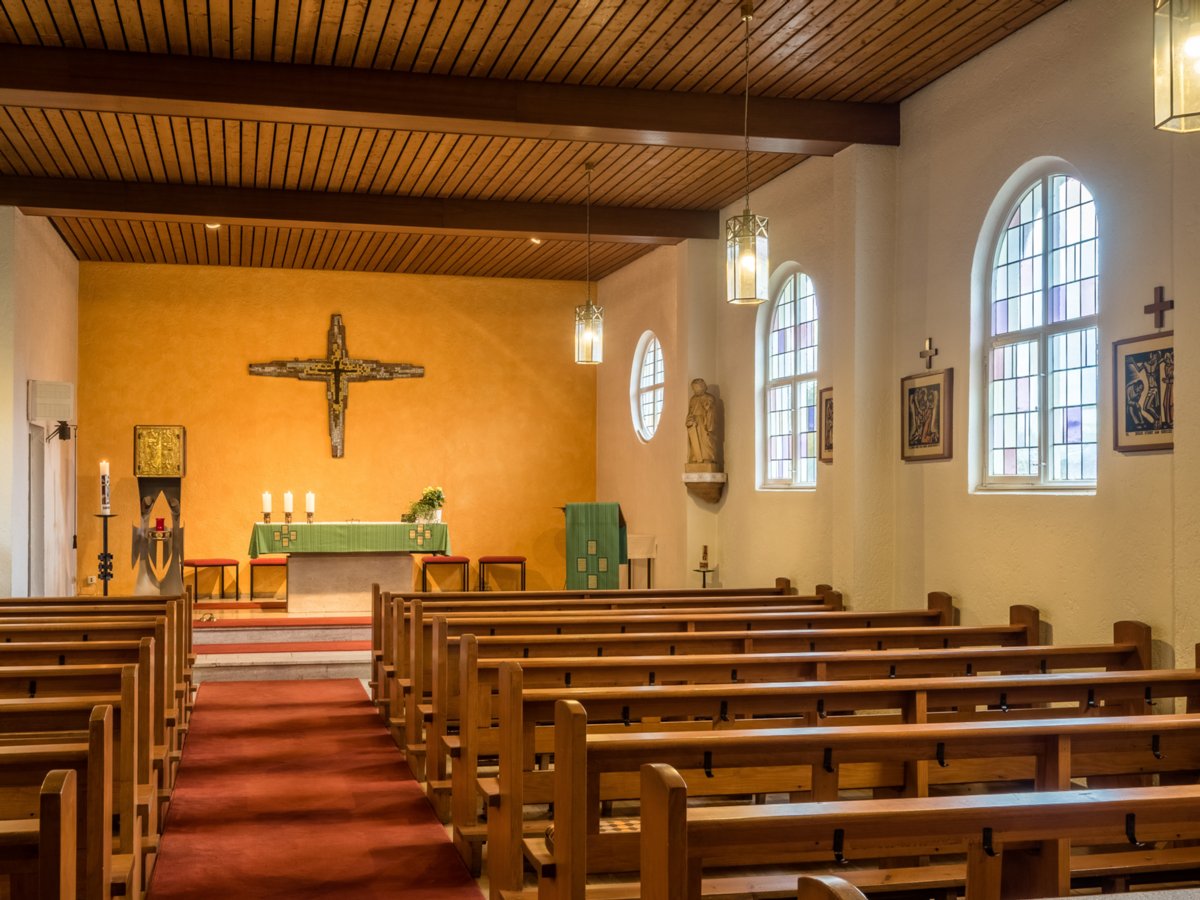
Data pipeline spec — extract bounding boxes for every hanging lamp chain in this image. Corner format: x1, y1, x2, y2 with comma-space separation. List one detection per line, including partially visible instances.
742, 0, 753, 211
585, 163, 593, 307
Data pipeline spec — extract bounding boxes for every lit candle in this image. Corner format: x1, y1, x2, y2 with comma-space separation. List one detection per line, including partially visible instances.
305, 492, 315, 514
99, 460, 111, 515
262, 492, 272, 514
283, 491, 294, 514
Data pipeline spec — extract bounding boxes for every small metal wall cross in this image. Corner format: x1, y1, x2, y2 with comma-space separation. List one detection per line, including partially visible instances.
1144, 286, 1175, 330
249, 314, 425, 458
919, 337, 939, 370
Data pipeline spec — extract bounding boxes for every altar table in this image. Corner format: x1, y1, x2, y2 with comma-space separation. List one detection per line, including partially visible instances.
248, 522, 450, 613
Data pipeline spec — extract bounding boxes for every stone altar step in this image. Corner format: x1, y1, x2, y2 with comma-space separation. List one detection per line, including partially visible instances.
192, 616, 371, 683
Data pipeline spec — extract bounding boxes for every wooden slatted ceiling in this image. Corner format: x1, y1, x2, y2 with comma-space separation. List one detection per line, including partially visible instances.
0, 0, 1069, 277
0, 0, 1067, 103
48, 216, 653, 279
0, 107, 803, 209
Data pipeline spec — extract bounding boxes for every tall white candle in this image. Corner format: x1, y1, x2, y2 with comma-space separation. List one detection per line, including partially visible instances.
262, 492, 272, 514
283, 491, 294, 514
305, 492, 315, 514
99, 460, 111, 515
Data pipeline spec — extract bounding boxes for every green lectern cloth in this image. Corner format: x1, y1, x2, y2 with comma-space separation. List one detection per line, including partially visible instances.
248, 522, 450, 558
564, 502, 627, 590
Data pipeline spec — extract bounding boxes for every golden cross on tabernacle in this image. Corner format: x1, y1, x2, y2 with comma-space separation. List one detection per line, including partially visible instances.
920, 337, 939, 370
1144, 286, 1174, 330
249, 314, 424, 458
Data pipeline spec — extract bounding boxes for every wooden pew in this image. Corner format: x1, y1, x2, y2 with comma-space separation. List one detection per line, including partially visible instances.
431, 616, 1144, 791
0, 705, 129, 900
0, 693, 142, 888
533, 700, 1200, 900
474, 663, 1200, 893
0, 768, 78, 900
399, 593, 953, 758
639, 765, 1200, 900
372, 582, 838, 710
0, 643, 170, 807
0, 619, 180, 755
425, 604, 1034, 788
0, 595, 192, 709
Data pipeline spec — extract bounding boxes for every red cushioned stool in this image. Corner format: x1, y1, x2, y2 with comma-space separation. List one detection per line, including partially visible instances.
477, 555, 527, 591
249, 557, 288, 600
182, 558, 239, 600
421, 555, 470, 591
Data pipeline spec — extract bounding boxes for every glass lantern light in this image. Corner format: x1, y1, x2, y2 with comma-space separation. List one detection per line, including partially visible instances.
725, 0, 768, 305
575, 163, 604, 364
1155, 0, 1200, 132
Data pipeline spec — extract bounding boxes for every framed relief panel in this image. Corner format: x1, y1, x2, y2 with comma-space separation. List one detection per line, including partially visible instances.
1113, 332, 1173, 452
818, 387, 833, 463
900, 369, 953, 461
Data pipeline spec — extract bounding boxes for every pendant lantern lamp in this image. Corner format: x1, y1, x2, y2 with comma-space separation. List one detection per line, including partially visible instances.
726, 0, 768, 305
1155, 0, 1200, 132
575, 163, 604, 364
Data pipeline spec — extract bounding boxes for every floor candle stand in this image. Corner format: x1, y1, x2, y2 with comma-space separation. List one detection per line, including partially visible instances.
95, 513, 116, 596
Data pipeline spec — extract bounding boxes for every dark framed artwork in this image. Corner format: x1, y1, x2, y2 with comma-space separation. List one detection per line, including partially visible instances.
900, 368, 953, 461
818, 387, 833, 463
1113, 331, 1173, 452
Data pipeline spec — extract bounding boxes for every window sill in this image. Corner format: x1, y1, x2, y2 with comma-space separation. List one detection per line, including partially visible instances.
757, 484, 817, 493
973, 484, 1096, 496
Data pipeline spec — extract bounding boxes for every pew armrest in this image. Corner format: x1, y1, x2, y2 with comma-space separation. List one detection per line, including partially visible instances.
521, 836, 555, 878
443, 735, 461, 758
478, 777, 500, 807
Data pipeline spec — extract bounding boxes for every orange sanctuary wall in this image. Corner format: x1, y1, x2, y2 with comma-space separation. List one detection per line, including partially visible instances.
75, 262, 596, 596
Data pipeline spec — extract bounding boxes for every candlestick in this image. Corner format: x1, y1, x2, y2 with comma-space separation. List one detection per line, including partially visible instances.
306, 512, 314, 524
100, 460, 111, 515
305, 491, 315, 514
283, 491, 294, 514
699, 545, 709, 570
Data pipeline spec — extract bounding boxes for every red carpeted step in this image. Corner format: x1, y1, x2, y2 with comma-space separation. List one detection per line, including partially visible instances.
197, 641, 371, 654
148, 679, 482, 899
193, 616, 370, 628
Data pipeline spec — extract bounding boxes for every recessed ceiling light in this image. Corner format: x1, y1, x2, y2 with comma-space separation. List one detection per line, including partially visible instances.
530, 237, 542, 245
205, 223, 222, 231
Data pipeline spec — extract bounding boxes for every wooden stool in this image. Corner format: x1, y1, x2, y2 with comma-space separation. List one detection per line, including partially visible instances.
421, 555, 470, 591
249, 557, 288, 600
182, 558, 239, 600
477, 555, 527, 590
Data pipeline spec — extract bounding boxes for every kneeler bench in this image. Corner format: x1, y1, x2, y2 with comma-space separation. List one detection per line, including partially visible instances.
477, 555, 526, 590
249, 556, 288, 600
183, 558, 239, 599
421, 555, 470, 591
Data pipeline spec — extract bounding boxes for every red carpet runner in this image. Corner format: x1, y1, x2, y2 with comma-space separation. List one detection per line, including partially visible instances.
148, 679, 483, 899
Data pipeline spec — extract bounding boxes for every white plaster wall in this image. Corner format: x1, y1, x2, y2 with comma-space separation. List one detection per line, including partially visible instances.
0, 209, 79, 596
894, 0, 1177, 649
713, 157, 841, 594
595, 246, 689, 586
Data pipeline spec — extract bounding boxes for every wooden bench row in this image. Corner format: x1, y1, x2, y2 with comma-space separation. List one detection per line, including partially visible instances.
643, 767, 1200, 900
0, 594, 195, 899
389, 591, 956, 776
532, 695, 1200, 900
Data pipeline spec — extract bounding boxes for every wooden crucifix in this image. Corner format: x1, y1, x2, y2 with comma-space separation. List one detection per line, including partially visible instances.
249, 314, 424, 458
919, 337, 939, 370
1144, 285, 1174, 329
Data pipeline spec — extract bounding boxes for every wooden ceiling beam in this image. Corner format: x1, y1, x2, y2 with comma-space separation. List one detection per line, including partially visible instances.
0, 176, 717, 243
0, 44, 899, 154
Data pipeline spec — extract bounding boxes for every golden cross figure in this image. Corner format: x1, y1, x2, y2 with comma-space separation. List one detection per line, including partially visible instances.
1144, 285, 1174, 330
249, 314, 424, 457
920, 337, 939, 370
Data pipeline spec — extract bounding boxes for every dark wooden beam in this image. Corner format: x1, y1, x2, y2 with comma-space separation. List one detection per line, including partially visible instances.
0, 45, 899, 154
0, 176, 717, 243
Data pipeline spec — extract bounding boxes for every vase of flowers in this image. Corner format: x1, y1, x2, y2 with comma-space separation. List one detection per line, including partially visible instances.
403, 485, 445, 523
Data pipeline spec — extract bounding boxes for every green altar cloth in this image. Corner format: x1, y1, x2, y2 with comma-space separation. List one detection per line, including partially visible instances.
565, 502, 627, 590
248, 522, 450, 558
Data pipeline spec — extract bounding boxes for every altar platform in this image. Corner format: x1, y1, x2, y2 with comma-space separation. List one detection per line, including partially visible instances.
248, 521, 450, 614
